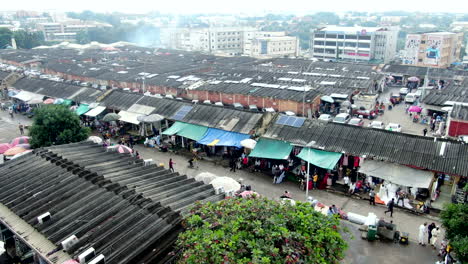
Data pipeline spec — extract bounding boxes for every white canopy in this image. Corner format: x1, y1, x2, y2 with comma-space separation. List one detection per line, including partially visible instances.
85, 106, 106, 117
118, 110, 142, 125
359, 160, 434, 188
12, 91, 44, 103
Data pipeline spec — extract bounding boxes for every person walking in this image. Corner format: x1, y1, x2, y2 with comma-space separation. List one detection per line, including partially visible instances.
384, 198, 395, 217
431, 227, 441, 248
169, 158, 175, 172
418, 223, 427, 246
428, 222, 436, 244
423, 128, 428, 136
18, 123, 24, 135
369, 189, 376, 205
229, 158, 236, 172
8, 107, 13, 118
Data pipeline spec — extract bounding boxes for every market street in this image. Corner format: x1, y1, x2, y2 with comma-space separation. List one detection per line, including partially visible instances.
0, 108, 441, 263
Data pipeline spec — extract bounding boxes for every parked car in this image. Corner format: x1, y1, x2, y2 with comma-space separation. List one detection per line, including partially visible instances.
405, 93, 417, 103
368, 121, 385, 129
72, 80, 81, 85
355, 109, 377, 119
318, 114, 333, 122
348, 118, 364, 126
332, 113, 350, 124
414, 89, 423, 98
39, 74, 51, 79
80, 82, 90, 87
385, 123, 402, 132
399, 87, 409, 95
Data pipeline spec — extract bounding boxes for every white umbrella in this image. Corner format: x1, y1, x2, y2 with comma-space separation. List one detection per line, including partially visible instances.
441, 106, 453, 112
87, 136, 103, 144
209, 177, 241, 193
240, 139, 257, 149
137, 114, 164, 123
321, 96, 334, 103
195, 172, 219, 184
408, 76, 420, 82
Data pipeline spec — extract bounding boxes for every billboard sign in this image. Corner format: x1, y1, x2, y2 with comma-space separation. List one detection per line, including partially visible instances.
424, 35, 442, 66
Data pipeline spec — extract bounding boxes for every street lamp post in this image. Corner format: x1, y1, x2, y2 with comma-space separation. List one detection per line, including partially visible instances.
305, 141, 316, 200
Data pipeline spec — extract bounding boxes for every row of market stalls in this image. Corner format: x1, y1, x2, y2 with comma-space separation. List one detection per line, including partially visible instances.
6, 77, 468, 209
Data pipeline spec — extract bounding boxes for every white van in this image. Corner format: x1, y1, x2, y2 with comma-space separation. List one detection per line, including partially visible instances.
405, 93, 417, 103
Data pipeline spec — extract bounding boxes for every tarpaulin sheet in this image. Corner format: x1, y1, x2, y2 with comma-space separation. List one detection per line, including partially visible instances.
249, 138, 292, 160
297, 148, 342, 170
162, 122, 208, 141
118, 110, 142, 125
197, 128, 250, 148
358, 160, 434, 188
85, 106, 106, 117
75, 104, 89, 116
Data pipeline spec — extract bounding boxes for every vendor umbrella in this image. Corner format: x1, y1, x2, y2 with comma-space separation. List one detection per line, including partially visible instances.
408, 76, 420, 82
87, 136, 103, 144
408, 105, 422, 113
15, 143, 30, 149
54, 98, 64, 104
10, 136, 29, 146
195, 172, 218, 184
0, 143, 12, 154
102, 113, 121, 122
10, 150, 33, 160
321, 95, 334, 103
210, 177, 241, 193
137, 114, 164, 123
117, 144, 133, 154
43, 98, 55, 104
240, 139, 257, 149
4, 146, 27, 156
7, 90, 18, 97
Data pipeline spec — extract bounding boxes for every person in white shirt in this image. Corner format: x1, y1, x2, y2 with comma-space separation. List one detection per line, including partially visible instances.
418, 223, 427, 246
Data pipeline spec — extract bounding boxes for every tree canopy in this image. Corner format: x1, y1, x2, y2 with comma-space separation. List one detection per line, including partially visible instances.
175, 196, 347, 264
0, 28, 13, 49
440, 199, 468, 262
29, 105, 90, 148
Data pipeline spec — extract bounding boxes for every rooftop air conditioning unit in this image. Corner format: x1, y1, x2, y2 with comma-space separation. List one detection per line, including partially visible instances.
78, 247, 96, 264
61, 235, 78, 251
88, 254, 105, 264
37, 212, 51, 224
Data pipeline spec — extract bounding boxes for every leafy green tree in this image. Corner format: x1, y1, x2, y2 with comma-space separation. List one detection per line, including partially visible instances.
176, 196, 348, 264
13, 30, 44, 49
76, 30, 90, 44
0, 28, 13, 49
29, 105, 90, 148
440, 202, 468, 262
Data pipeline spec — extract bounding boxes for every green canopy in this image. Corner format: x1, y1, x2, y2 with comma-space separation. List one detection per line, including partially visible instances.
61, 99, 73, 106
75, 104, 89, 116
297, 148, 342, 170
162, 121, 208, 141
249, 138, 293, 160
162, 122, 187, 135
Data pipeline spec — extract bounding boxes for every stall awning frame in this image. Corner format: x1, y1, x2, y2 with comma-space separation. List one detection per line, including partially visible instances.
162, 122, 209, 141
249, 138, 293, 160
197, 128, 250, 148
296, 148, 342, 170
75, 104, 89, 116
118, 110, 142, 125
85, 106, 106, 117
358, 160, 434, 188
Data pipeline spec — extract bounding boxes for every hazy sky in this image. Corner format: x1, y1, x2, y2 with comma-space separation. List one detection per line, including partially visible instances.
2, 0, 468, 14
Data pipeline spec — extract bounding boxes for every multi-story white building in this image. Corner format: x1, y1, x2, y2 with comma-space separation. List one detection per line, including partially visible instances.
402, 32, 463, 68
310, 26, 399, 63
246, 35, 299, 58
37, 21, 112, 41
162, 27, 298, 57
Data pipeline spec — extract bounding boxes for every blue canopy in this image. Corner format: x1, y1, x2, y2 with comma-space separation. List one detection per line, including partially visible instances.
197, 128, 250, 148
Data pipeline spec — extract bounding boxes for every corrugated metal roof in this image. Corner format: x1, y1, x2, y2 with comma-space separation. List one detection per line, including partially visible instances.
264, 117, 468, 176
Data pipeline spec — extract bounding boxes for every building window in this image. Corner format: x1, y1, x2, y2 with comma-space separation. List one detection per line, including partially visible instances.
314, 41, 324, 45
345, 35, 357, 39
326, 41, 337, 46
325, 34, 337, 38
418, 59, 423, 62
360, 36, 371, 40
358, 43, 370, 48
338, 34, 345, 39
315, 33, 325, 38
421, 40, 426, 44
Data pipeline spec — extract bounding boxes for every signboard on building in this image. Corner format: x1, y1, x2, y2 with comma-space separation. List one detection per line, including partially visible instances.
402, 34, 421, 65
424, 35, 442, 66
